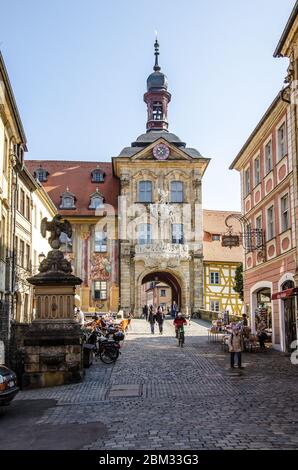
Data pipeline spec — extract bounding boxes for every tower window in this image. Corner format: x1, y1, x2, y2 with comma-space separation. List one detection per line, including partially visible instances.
152, 102, 163, 121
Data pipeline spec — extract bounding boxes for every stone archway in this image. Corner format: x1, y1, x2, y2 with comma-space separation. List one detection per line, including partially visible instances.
136, 268, 185, 317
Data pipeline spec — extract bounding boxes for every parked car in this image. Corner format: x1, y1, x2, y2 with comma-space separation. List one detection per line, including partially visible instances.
0, 366, 19, 405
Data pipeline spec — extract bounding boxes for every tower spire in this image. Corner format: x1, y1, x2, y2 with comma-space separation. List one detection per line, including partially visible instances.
153, 35, 161, 72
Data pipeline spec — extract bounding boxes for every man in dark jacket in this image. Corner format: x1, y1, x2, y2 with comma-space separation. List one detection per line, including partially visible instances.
156, 306, 165, 334
148, 308, 156, 334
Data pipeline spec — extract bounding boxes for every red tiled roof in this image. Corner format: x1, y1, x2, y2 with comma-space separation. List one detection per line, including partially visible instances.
25, 160, 119, 216
203, 209, 243, 263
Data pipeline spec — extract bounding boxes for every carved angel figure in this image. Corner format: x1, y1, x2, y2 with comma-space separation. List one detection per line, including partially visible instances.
41, 214, 72, 249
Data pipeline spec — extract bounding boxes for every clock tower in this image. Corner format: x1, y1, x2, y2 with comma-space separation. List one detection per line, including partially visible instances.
144, 39, 171, 132
113, 39, 210, 319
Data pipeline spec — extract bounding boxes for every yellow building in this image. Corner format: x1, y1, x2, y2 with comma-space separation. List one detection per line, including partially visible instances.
203, 210, 243, 316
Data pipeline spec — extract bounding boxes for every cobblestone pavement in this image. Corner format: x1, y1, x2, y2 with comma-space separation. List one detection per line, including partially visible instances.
10, 319, 298, 449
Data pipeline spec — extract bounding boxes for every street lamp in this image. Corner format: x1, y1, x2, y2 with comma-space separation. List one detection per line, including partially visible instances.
38, 252, 46, 265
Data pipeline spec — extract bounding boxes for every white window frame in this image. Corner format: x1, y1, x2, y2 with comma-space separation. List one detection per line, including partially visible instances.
280, 193, 289, 233
94, 281, 107, 300
264, 138, 273, 175
254, 155, 261, 187
210, 271, 220, 285
277, 121, 286, 161
90, 195, 104, 209
95, 230, 107, 252
210, 300, 220, 312
266, 205, 275, 241
244, 167, 250, 196
255, 213, 263, 248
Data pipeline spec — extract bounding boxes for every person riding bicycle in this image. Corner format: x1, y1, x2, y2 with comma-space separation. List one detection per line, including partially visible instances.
173, 312, 187, 338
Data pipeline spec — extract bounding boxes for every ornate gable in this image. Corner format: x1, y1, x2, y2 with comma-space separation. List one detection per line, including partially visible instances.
130, 139, 192, 162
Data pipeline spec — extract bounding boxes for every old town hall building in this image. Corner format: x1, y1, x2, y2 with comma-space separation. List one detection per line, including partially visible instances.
27, 40, 210, 317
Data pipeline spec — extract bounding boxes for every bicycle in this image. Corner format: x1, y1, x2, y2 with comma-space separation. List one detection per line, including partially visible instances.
177, 326, 185, 348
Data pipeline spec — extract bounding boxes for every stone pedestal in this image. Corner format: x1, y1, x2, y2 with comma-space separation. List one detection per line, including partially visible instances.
23, 249, 84, 389
22, 320, 84, 389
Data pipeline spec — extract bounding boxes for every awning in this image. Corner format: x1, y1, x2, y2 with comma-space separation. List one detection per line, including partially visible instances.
271, 287, 298, 300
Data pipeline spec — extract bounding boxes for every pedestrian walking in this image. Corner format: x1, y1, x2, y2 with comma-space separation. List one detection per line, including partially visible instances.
156, 306, 165, 334
143, 304, 148, 321
171, 300, 178, 318
127, 311, 133, 330
148, 308, 156, 334
228, 325, 244, 368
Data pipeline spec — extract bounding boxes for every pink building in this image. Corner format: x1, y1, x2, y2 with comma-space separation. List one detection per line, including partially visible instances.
230, 93, 297, 352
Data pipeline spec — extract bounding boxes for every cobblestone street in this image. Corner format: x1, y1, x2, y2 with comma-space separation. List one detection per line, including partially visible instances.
1, 319, 298, 450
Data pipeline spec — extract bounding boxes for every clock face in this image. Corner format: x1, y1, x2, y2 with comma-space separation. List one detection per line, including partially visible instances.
153, 144, 170, 160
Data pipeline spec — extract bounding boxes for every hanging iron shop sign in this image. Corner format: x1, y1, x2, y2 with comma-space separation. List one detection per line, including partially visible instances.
221, 234, 240, 247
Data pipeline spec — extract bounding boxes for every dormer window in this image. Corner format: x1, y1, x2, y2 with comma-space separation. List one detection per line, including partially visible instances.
89, 189, 104, 209
91, 167, 105, 183
34, 167, 49, 182
60, 188, 76, 209
152, 102, 163, 121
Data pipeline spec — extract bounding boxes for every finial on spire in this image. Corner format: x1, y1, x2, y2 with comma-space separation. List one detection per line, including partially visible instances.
154, 33, 161, 72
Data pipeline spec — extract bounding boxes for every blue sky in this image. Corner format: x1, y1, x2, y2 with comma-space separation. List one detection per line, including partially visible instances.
1, 0, 294, 210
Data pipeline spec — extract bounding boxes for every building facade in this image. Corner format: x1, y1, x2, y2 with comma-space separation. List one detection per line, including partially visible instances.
203, 210, 243, 316
26, 160, 120, 316
0, 51, 56, 362
27, 41, 210, 318
230, 94, 297, 351
113, 40, 209, 317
